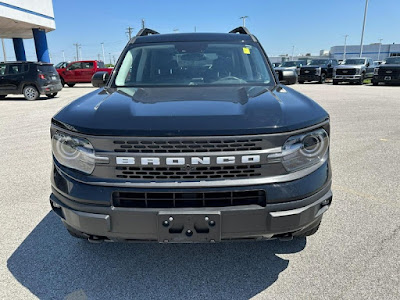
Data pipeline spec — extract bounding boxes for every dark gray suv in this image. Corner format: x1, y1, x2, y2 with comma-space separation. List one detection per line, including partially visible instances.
0, 61, 62, 100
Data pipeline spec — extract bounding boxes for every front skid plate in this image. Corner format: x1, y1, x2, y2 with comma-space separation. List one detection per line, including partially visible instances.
157, 211, 221, 243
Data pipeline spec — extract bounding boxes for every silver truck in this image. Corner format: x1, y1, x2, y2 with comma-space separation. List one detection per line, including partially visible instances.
333, 57, 375, 85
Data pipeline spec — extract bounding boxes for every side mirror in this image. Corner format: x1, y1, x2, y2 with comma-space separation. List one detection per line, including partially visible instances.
366, 62, 370, 67
328, 63, 332, 68
91, 71, 110, 87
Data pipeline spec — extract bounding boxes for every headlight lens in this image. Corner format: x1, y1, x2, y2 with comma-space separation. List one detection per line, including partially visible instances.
374, 67, 379, 75
52, 132, 95, 174
269, 129, 329, 172
315, 68, 321, 75
355, 68, 361, 75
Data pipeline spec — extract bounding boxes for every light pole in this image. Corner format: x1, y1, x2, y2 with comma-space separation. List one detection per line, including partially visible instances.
359, 0, 369, 57
343, 35, 349, 61
291, 45, 295, 60
101, 43, 106, 63
62, 50, 65, 61
109, 52, 112, 65
239, 16, 248, 27
377, 38, 383, 60
73, 43, 81, 61
79, 46, 82, 61
2, 38, 7, 61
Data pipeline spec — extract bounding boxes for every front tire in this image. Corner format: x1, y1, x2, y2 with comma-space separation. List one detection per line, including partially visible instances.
357, 74, 365, 85
373, 81, 379, 86
0, 95, 7, 99
67, 83, 76, 87
318, 74, 326, 84
23, 85, 39, 101
333, 80, 339, 85
298, 81, 304, 84
46, 92, 58, 98
60, 77, 65, 86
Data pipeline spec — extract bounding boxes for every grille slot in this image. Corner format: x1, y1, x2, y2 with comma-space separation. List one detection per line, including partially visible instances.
336, 69, 357, 75
115, 165, 263, 180
113, 190, 266, 208
300, 68, 316, 75
113, 138, 263, 153
378, 68, 400, 76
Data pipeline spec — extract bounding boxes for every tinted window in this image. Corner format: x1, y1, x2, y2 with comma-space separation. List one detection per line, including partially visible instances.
38, 65, 56, 73
309, 60, 329, 65
97, 61, 105, 68
115, 42, 273, 86
0, 64, 6, 75
7, 64, 24, 75
82, 62, 94, 69
68, 62, 82, 70
385, 57, 400, 64
344, 59, 366, 65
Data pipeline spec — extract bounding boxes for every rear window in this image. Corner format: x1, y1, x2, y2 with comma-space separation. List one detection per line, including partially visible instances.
114, 41, 273, 87
38, 65, 57, 73
97, 61, 105, 68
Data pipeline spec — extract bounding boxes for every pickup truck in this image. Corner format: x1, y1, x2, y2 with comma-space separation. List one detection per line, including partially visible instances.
298, 59, 339, 84
50, 27, 332, 243
57, 60, 112, 87
333, 57, 375, 85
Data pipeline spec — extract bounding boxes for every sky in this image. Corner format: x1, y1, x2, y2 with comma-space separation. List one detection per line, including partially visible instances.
1, 0, 400, 63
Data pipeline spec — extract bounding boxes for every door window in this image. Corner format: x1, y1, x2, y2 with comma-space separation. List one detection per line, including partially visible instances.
7, 64, 23, 75
68, 62, 82, 70
82, 62, 94, 69
0, 64, 6, 75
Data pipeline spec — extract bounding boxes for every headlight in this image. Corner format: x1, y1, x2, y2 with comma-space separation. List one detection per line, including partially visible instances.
52, 132, 96, 174
355, 69, 361, 75
333, 69, 336, 76
374, 68, 379, 75
315, 68, 321, 75
268, 129, 329, 172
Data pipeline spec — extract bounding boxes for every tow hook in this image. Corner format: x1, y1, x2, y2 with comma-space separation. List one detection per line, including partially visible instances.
88, 236, 104, 243
278, 234, 293, 242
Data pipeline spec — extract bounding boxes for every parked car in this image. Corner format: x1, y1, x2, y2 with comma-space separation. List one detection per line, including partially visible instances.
57, 60, 112, 87
0, 61, 62, 100
298, 59, 338, 84
274, 60, 307, 85
55, 61, 70, 69
50, 27, 332, 243
272, 62, 281, 68
333, 57, 375, 85
372, 56, 400, 86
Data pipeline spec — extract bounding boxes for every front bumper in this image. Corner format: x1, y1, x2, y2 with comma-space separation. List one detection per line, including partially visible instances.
334, 75, 361, 82
50, 161, 332, 242
39, 82, 63, 94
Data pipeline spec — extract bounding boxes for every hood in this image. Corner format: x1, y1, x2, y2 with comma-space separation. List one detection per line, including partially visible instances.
378, 64, 400, 69
335, 64, 363, 69
275, 66, 296, 71
302, 65, 325, 69
53, 85, 328, 136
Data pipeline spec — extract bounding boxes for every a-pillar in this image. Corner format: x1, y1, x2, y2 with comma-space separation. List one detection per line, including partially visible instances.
12, 38, 26, 61
32, 28, 50, 63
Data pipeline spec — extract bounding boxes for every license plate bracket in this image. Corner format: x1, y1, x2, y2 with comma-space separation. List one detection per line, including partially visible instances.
157, 211, 221, 243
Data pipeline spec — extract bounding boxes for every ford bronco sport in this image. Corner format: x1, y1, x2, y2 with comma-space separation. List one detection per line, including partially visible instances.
50, 27, 332, 243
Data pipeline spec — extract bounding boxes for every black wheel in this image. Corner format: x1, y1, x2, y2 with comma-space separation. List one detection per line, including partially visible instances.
318, 74, 326, 84
373, 81, 379, 86
333, 80, 339, 85
60, 77, 65, 86
357, 74, 365, 85
46, 92, 58, 98
297, 221, 321, 237
0, 95, 7, 99
298, 81, 304, 84
23, 85, 39, 100
67, 83, 76, 87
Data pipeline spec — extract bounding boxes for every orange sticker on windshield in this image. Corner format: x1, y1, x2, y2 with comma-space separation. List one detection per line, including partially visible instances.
243, 47, 250, 54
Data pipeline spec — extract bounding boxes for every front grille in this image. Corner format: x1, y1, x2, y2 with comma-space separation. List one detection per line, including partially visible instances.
336, 68, 357, 75
113, 138, 263, 153
300, 68, 316, 76
113, 190, 266, 208
378, 68, 400, 76
115, 164, 263, 180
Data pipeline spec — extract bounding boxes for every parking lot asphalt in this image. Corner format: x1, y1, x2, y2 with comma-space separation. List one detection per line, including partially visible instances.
0, 83, 399, 300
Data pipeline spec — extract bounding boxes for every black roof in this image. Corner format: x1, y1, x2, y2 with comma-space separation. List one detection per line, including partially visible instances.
0, 61, 53, 65
133, 32, 255, 44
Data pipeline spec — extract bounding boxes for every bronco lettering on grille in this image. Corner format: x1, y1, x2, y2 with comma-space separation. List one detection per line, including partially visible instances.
116, 155, 261, 166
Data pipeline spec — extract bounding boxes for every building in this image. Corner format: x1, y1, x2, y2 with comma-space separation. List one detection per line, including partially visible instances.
330, 43, 400, 61
0, 0, 55, 63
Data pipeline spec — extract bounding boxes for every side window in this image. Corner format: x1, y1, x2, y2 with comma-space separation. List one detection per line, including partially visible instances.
0, 64, 6, 75
82, 62, 94, 69
97, 61, 105, 68
68, 62, 82, 70
7, 64, 23, 74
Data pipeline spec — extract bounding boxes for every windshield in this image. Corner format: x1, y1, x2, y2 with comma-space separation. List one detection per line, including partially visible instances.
114, 42, 274, 87
281, 61, 298, 67
384, 57, 400, 64
344, 59, 366, 65
308, 60, 329, 65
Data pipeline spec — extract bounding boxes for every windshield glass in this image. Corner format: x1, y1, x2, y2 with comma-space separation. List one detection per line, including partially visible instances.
281, 61, 298, 67
114, 42, 274, 87
385, 57, 400, 64
308, 60, 329, 65
344, 59, 366, 65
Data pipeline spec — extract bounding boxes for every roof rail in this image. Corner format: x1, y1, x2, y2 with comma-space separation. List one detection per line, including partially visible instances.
229, 26, 251, 35
136, 28, 160, 37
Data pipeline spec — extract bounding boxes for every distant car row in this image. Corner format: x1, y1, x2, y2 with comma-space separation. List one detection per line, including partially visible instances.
0, 60, 113, 100
274, 57, 400, 86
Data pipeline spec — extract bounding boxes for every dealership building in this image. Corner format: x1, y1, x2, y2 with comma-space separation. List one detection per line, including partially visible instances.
0, 0, 55, 63
330, 43, 400, 61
